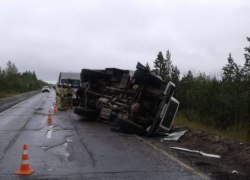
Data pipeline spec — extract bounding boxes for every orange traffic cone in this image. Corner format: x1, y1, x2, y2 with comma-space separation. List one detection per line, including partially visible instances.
47, 110, 52, 125
16, 144, 34, 175
53, 104, 58, 113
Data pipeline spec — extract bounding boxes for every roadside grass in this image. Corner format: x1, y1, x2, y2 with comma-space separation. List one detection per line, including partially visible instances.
0, 92, 18, 99
175, 112, 250, 143
0, 91, 37, 99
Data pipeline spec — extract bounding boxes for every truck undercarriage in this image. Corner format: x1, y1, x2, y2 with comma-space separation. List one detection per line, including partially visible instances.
74, 62, 179, 136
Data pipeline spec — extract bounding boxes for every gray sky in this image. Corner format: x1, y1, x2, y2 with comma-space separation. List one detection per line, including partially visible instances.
1, 0, 250, 83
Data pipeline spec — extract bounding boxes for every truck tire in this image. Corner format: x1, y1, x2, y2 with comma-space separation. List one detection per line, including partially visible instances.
74, 107, 98, 119
113, 117, 145, 135
146, 116, 162, 136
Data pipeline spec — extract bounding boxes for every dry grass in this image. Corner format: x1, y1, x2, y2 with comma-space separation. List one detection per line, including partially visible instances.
0, 92, 10, 98
0, 92, 19, 99
175, 112, 250, 143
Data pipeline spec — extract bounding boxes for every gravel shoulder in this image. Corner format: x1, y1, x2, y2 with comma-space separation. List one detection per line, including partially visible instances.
145, 126, 250, 180
0, 91, 40, 113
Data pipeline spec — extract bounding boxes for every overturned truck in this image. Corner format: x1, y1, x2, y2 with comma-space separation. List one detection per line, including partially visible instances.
74, 62, 179, 136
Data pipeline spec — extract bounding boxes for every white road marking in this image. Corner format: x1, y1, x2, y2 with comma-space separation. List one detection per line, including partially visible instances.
47, 125, 52, 139
135, 135, 209, 179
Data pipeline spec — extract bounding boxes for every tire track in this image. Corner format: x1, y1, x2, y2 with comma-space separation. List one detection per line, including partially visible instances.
69, 113, 97, 167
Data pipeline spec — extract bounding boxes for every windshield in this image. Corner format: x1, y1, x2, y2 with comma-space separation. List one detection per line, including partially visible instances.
61, 79, 80, 88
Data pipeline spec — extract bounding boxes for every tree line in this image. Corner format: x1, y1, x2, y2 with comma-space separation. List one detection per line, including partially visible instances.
149, 37, 250, 137
0, 61, 46, 95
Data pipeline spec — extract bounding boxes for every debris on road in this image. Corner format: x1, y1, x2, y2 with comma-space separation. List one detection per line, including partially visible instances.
195, 161, 210, 166
52, 124, 60, 129
161, 130, 188, 141
44, 124, 60, 135
170, 147, 221, 158
47, 167, 54, 172
232, 170, 239, 174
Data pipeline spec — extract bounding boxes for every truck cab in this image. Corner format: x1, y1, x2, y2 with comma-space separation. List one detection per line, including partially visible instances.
58, 72, 81, 105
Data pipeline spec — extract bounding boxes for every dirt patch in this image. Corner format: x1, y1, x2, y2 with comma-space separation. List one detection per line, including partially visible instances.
162, 126, 250, 179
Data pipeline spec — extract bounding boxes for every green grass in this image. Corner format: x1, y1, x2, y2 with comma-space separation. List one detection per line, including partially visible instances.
175, 112, 250, 143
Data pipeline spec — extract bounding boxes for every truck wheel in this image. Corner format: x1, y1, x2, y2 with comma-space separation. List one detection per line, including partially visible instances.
113, 117, 145, 135
146, 117, 161, 136
74, 107, 98, 119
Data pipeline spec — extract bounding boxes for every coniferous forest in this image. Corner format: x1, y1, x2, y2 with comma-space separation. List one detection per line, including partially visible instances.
0, 61, 46, 97
150, 37, 250, 137
1, 38, 250, 137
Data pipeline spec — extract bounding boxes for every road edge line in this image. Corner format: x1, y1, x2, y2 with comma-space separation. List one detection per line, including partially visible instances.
0, 94, 36, 115
135, 135, 209, 179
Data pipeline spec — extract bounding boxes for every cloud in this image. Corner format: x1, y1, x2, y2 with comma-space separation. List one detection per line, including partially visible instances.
0, 0, 250, 82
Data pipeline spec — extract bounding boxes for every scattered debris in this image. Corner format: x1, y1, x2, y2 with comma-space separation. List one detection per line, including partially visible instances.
44, 124, 60, 135
195, 161, 210, 166
170, 147, 221, 158
40, 146, 47, 150
162, 130, 188, 141
52, 124, 60, 129
66, 137, 73, 142
47, 168, 54, 172
232, 170, 239, 175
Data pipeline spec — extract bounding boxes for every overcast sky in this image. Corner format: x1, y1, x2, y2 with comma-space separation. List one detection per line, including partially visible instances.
0, 0, 250, 83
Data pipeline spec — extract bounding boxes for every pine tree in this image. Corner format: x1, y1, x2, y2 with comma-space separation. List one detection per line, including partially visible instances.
0, 67, 6, 91
222, 53, 243, 127
171, 65, 180, 85
0, 67, 5, 78
153, 50, 175, 82
242, 37, 250, 135
0, 61, 45, 93
180, 70, 194, 110
145, 62, 150, 71
153, 51, 165, 78
243, 37, 250, 80
165, 50, 172, 82
5, 61, 18, 76
222, 53, 240, 82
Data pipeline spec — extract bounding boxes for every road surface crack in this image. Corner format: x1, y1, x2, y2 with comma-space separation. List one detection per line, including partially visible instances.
80, 137, 96, 167
0, 116, 33, 160
43, 141, 66, 151
68, 114, 97, 167
0, 132, 20, 160
43, 134, 75, 150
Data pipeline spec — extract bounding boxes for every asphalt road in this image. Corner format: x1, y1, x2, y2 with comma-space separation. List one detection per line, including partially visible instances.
0, 91, 207, 179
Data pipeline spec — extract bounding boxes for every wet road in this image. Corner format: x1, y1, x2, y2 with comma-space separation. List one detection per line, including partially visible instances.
0, 91, 207, 179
